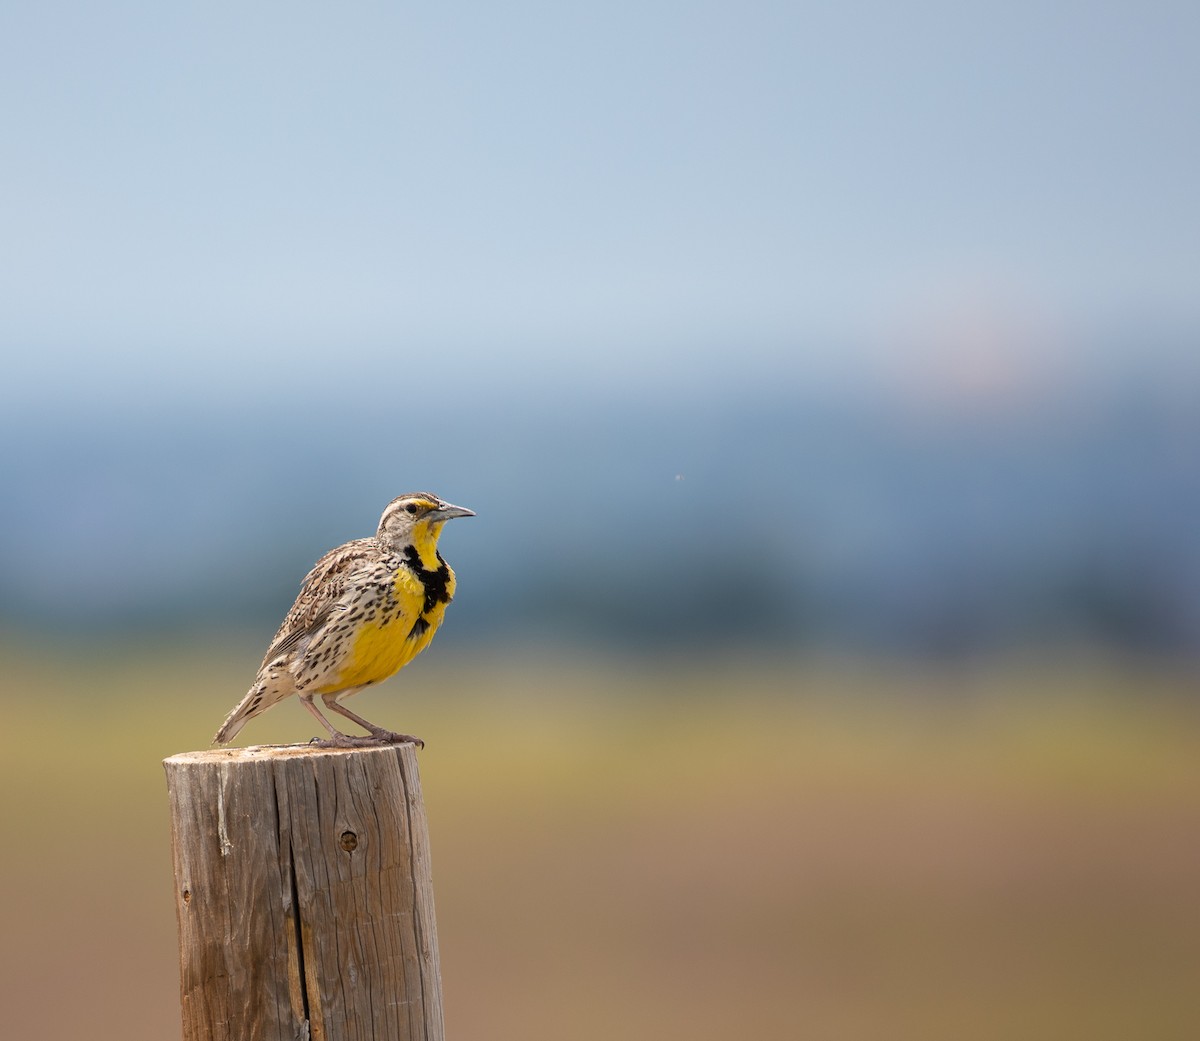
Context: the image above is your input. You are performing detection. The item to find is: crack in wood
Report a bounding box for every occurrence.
[287,846,311,1032]
[274,770,312,1038]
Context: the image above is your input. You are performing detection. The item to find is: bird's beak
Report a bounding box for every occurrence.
[431,501,476,521]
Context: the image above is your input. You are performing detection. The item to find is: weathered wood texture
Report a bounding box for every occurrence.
[164,744,444,1041]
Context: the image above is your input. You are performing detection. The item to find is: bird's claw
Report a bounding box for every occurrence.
[370,729,425,749]
[309,730,424,749]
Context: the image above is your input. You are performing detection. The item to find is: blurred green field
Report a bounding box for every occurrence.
[1,642,1198,1040]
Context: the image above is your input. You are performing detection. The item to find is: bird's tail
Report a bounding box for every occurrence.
[213,681,269,745]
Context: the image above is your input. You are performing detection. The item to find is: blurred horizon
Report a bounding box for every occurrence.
[4,326,1197,664]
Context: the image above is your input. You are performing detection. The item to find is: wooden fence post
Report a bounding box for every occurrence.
[163,744,444,1041]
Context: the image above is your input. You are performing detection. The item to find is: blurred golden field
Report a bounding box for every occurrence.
[1,642,1198,1040]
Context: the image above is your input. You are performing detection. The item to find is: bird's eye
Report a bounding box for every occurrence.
[404,502,420,515]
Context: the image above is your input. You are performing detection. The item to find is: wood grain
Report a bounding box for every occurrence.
[164,744,444,1041]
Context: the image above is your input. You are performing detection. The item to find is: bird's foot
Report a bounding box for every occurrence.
[369,728,425,749]
[310,729,424,749]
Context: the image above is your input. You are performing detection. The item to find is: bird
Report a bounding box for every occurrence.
[214,492,474,747]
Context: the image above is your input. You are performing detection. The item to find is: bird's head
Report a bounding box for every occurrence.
[377,492,475,551]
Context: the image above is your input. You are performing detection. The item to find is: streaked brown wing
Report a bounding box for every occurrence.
[259,538,378,666]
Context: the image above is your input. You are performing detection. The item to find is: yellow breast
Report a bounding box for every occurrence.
[319,561,455,693]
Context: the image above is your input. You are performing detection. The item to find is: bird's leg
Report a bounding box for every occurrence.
[297,693,366,747]
[321,693,425,748]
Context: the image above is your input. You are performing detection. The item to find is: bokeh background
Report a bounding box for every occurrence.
[2,3,1198,1038]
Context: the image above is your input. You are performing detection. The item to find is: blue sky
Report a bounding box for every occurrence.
[2,1,1197,408]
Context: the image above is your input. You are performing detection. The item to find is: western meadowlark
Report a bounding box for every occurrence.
[214,492,474,747]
